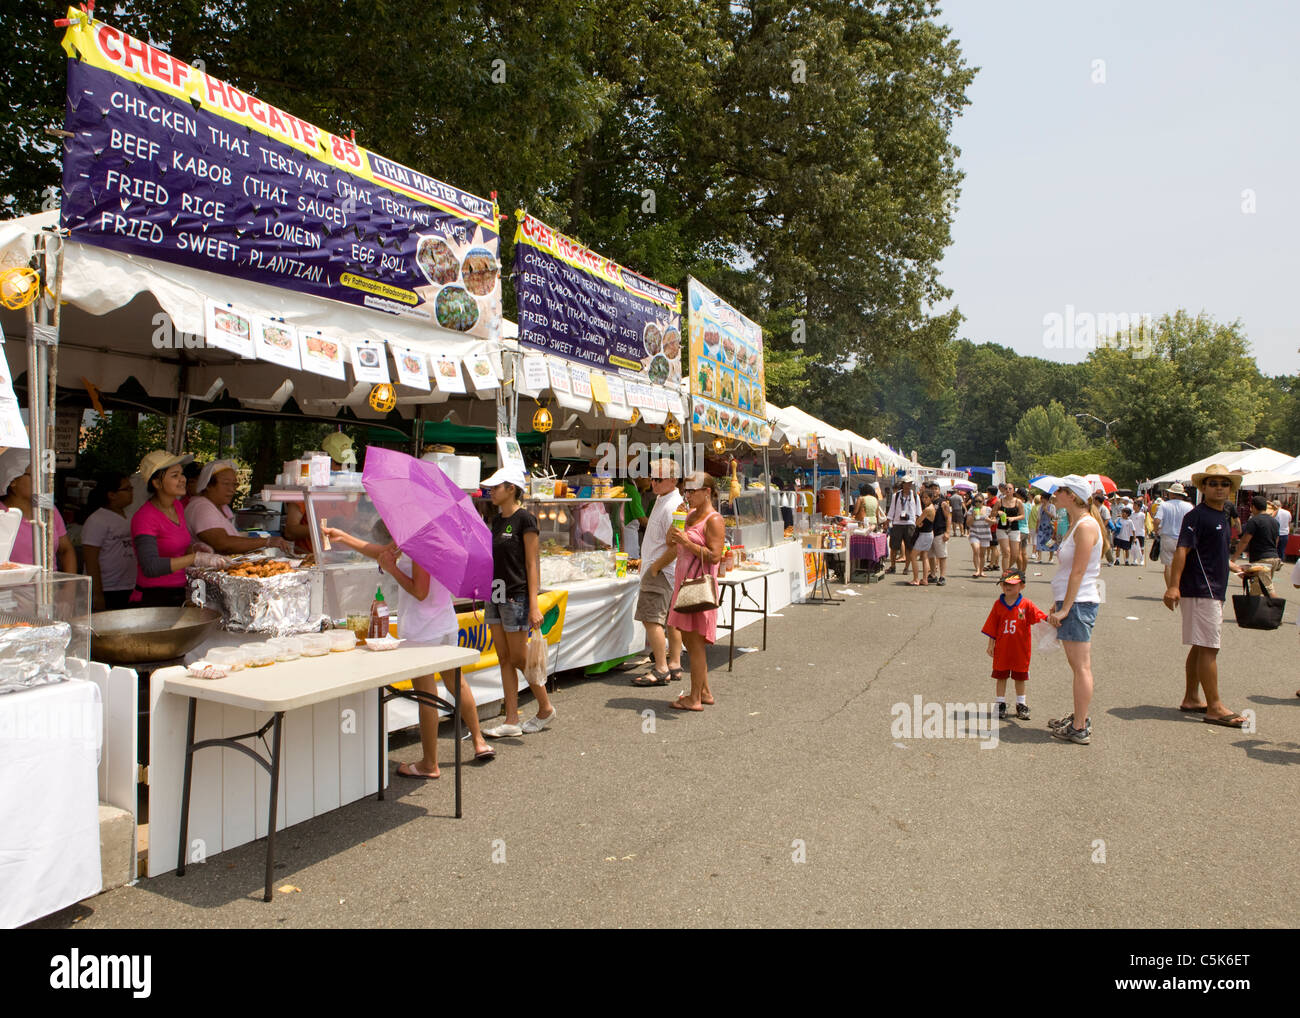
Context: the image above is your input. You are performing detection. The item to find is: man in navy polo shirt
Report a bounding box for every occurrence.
[1163,464,1246,728]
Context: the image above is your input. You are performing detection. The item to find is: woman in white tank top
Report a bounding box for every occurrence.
[1046,477,1103,744]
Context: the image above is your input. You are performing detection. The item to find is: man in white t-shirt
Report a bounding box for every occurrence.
[632,459,684,685]
[885,477,921,573]
[1156,482,1194,587]
[1273,501,1292,559]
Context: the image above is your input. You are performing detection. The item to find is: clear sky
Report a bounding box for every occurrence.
[935,0,1300,377]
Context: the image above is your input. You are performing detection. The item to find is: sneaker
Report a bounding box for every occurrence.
[1047,712,1074,730]
[1016,703,1031,721]
[936,576,946,586]
[1051,720,1091,744]
[520,709,556,734]
[483,722,523,738]
[996,702,1008,720]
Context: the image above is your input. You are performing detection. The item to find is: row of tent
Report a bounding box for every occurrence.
[0,210,916,474]
[1145,447,1300,491]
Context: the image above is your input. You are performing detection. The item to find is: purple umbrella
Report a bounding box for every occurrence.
[362,446,493,600]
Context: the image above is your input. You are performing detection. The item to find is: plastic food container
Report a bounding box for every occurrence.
[301,633,332,657]
[363,636,404,652]
[267,637,302,661]
[243,642,277,667]
[328,629,356,653]
[207,646,250,671]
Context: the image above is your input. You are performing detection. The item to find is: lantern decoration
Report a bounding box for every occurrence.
[781,440,794,455]
[629,409,640,425]
[368,383,396,413]
[664,419,681,441]
[0,267,41,310]
[711,436,726,454]
[532,404,553,433]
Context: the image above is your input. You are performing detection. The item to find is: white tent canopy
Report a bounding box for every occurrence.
[1,211,501,420]
[1146,447,1294,486]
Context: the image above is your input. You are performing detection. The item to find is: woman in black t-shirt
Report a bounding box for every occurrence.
[480,470,557,740]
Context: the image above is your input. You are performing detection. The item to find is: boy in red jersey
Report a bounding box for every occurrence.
[982,568,1048,721]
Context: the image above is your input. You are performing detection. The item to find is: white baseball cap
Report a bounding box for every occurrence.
[481,467,528,490]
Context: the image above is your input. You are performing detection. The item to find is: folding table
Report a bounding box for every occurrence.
[160,644,480,901]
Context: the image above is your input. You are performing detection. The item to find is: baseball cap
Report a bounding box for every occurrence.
[1054,474,1093,504]
[481,467,528,490]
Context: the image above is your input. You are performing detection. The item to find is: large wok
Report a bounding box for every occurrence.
[90,605,222,664]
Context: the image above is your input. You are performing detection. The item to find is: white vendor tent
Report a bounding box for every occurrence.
[0,210,503,426]
[1146,447,1294,486]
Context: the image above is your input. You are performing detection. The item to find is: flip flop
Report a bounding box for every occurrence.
[397,762,440,779]
[473,747,497,762]
[1179,705,1208,713]
[669,697,703,712]
[700,695,715,706]
[1203,713,1247,728]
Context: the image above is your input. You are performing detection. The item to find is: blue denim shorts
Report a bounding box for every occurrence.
[1054,600,1098,643]
[485,593,528,632]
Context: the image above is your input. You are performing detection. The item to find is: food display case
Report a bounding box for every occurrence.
[721,486,780,551]
[257,485,400,621]
[523,496,632,586]
[0,572,91,688]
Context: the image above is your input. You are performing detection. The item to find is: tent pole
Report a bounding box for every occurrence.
[26,231,64,574]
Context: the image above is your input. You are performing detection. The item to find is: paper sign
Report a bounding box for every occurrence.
[651,387,669,412]
[604,374,627,407]
[569,364,592,400]
[393,347,430,390]
[299,329,346,380]
[350,338,390,384]
[252,317,301,370]
[497,435,527,475]
[203,300,255,358]
[520,355,550,396]
[466,353,499,391]
[548,359,572,394]
[589,371,611,404]
[432,356,466,393]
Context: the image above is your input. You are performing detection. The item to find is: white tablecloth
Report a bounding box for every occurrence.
[0,679,102,927]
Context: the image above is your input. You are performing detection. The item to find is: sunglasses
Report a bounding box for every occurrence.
[1203,479,1233,488]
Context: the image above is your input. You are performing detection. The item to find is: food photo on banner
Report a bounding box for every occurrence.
[57,11,502,341]
[686,277,767,444]
[512,210,681,386]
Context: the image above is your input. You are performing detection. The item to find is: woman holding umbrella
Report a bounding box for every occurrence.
[324,521,496,772]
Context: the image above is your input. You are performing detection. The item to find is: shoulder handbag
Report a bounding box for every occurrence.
[671,518,721,614]
[1231,573,1286,631]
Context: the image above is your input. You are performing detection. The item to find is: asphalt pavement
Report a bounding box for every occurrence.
[31,554,1300,928]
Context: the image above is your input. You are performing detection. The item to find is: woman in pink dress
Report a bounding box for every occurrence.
[665,472,726,711]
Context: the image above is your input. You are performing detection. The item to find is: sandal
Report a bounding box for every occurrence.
[632,667,672,687]
[1203,713,1247,728]
[397,761,440,779]
[669,667,684,682]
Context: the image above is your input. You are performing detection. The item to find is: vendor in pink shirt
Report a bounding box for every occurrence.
[0,448,77,572]
[185,459,292,556]
[130,451,227,607]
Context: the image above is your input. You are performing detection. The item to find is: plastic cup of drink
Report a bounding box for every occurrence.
[614,552,628,578]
